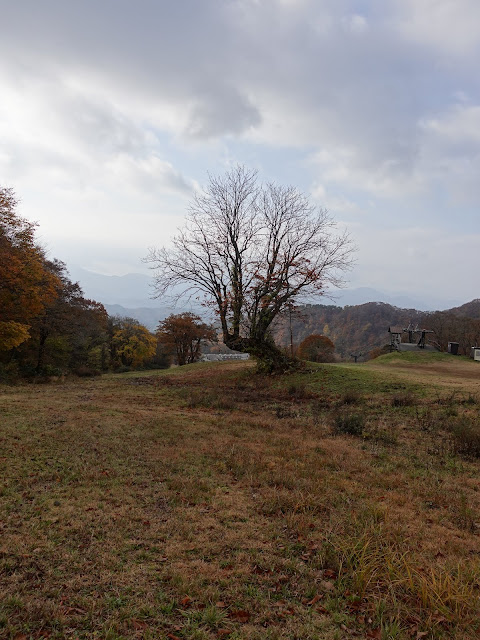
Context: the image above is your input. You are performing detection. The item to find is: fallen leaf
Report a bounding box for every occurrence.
[216,601,227,608]
[228,609,250,623]
[217,630,231,638]
[306,594,322,605]
[132,619,147,630]
[347,598,363,612]
[180,596,192,607]
[62,606,87,615]
[416,633,429,639]
[319,580,335,592]
[323,568,337,579]
[366,629,381,639]
[167,634,181,640]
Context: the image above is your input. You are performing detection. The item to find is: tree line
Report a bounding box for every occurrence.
[0,187,218,381]
[273,300,480,360]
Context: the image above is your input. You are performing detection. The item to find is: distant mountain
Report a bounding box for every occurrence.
[449,299,480,318]
[68,266,462,313]
[103,304,172,331]
[66,267,476,351]
[68,266,155,307]
[333,287,461,311]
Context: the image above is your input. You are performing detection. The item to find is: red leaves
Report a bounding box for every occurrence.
[61,605,86,616]
[323,568,337,579]
[228,609,251,623]
[180,595,192,607]
[132,619,147,631]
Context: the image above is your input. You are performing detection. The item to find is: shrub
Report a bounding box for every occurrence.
[287,382,313,400]
[298,334,335,363]
[415,407,441,432]
[114,365,132,373]
[184,389,233,411]
[332,411,365,436]
[391,391,415,407]
[74,366,102,377]
[339,390,362,405]
[0,361,20,384]
[449,416,480,458]
[463,393,478,406]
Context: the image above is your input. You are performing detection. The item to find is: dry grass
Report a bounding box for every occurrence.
[1,358,480,639]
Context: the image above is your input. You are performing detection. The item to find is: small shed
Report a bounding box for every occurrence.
[388,326,404,351]
[448,342,459,355]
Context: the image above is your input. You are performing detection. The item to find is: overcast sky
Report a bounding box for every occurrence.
[1,0,479,305]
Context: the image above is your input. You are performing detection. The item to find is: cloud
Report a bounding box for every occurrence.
[0,0,479,300]
[352,225,480,303]
[185,84,261,139]
[395,0,480,57]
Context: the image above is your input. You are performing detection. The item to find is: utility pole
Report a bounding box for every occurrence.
[289,303,294,357]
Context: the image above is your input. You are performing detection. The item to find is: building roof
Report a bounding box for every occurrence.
[388,326,404,334]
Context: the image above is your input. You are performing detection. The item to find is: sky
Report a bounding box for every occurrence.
[1,0,479,306]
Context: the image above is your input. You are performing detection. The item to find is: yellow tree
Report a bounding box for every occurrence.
[110,317,156,368]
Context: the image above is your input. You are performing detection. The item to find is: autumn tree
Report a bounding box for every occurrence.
[298,334,335,362]
[109,317,156,369]
[146,166,354,372]
[157,312,216,365]
[0,188,59,352]
[23,259,108,373]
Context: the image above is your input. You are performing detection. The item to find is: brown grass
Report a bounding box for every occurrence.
[1,360,480,639]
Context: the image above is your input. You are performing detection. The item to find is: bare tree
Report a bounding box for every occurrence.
[146,166,355,371]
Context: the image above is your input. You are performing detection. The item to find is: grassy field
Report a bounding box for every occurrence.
[1,352,480,639]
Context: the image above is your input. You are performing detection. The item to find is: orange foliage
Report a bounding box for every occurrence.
[0,187,60,350]
[298,334,335,362]
[157,313,216,365]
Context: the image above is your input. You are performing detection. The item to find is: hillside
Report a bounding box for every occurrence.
[2,358,480,638]
[273,298,480,360]
[449,298,480,318]
[273,301,427,358]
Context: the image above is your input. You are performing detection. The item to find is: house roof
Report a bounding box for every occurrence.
[388,326,404,334]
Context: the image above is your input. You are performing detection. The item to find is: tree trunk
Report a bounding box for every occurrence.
[224,332,298,374]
